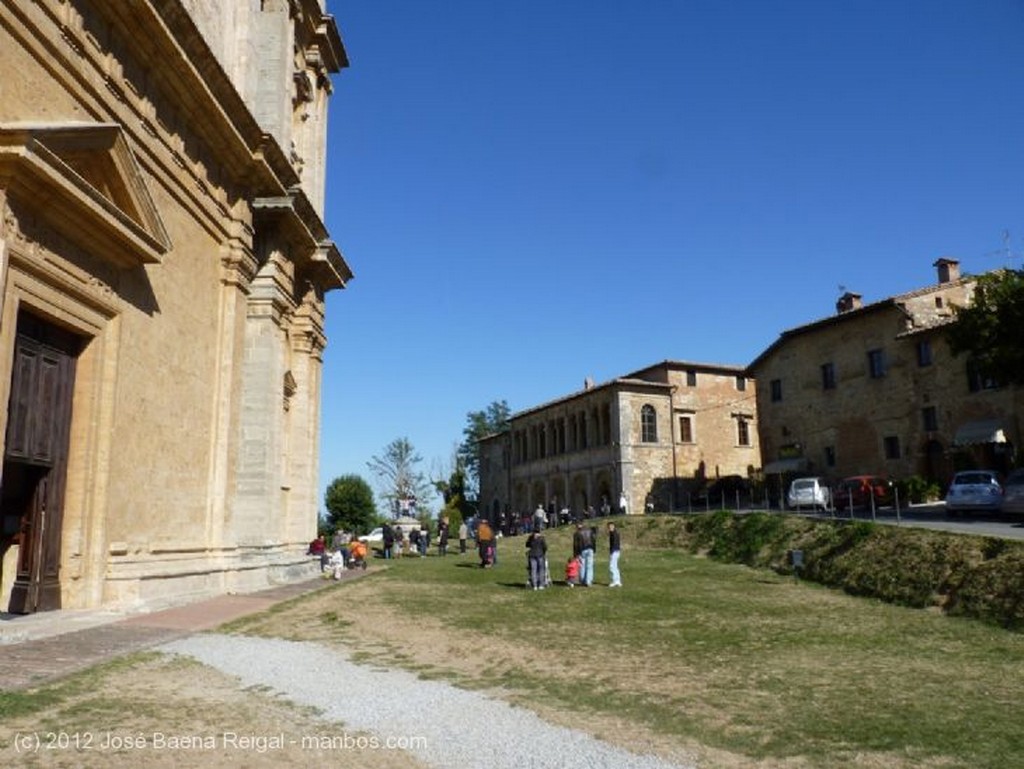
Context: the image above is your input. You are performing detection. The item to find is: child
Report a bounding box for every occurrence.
[565,556,581,587]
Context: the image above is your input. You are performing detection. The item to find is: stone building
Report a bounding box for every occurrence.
[478,361,759,519]
[0,0,350,613]
[748,259,1020,486]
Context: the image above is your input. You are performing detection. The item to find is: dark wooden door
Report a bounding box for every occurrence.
[3,313,79,613]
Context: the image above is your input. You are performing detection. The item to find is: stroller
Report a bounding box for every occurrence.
[526,556,551,589]
[348,540,368,570]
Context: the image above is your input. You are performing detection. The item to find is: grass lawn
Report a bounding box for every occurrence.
[226,516,1024,768]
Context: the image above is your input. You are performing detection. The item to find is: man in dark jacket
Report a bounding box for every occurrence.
[573,523,595,586]
[607,521,622,587]
[526,530,548,590]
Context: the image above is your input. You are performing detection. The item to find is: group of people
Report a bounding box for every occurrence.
[307,531,368,579]
[524,520,622,590]
[380,517,468,559]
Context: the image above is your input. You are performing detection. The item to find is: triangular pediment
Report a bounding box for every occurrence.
[0,123,171,265]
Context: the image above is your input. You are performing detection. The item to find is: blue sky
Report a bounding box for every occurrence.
[318,0,1024,511]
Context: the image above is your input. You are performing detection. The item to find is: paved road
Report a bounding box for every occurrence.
[682,502,1024,540]
[816,502,1024,540]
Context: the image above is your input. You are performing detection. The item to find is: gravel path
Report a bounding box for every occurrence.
[160,634,695,769]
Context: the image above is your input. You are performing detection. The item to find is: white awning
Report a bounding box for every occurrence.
[763,457,808,474]
[953,419,1008,446]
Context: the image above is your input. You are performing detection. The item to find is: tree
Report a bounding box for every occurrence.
[323,474,376,535]
[432,451,474,530]
[458,400,511,498]
[946,268,1024,386]
[367,437,433,518]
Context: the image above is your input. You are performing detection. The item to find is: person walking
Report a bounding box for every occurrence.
[607,521,622,587]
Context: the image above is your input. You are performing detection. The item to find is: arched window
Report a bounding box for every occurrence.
[641,404,658,443]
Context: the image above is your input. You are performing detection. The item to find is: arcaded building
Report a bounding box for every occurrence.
[478,361,760,518]
[0,1,350,612]
[749,259,1021,485]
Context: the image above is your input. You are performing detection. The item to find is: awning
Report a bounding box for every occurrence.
[953,419,1008,446]
[763,457,808,474]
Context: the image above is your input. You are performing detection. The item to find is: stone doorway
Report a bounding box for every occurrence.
[0,312,80,614]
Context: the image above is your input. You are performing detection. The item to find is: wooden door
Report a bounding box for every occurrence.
[3,313,79,613]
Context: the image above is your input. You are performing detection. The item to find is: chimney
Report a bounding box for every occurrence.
[934,257,960,285]
[836,291,863,314]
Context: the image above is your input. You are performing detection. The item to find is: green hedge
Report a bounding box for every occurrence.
[625,513,1024,630]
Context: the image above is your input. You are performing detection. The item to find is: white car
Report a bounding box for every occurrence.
[946,470,1002,515]
[358,527,384,545]
[786,477,831,510]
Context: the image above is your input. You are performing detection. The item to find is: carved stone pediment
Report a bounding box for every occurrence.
[0,123,172,267]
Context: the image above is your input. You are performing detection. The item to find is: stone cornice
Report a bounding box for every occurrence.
[0,123,170,268]
[253,188,352,292]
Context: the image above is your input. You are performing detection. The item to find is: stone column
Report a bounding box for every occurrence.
[233,238,295,548]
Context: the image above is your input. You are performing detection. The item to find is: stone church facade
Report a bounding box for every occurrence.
[0,0,350,612]
[478,361,760,519]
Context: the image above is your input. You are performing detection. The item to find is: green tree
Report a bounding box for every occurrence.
[367,437,433,518]
[433,456,473,529]
[323,474,376,535]
[458,400,511,497]
[947,268,1024,386]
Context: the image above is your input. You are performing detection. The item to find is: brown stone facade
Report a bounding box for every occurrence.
[478,361,759,518]
[749,260,1021,487]
[0,1,351,612]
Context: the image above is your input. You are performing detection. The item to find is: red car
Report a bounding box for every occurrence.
[835,476,892,510]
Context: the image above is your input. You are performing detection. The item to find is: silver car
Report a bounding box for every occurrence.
[786,477,831,510]
[999,469,1024,516]
[945,470,1002,514]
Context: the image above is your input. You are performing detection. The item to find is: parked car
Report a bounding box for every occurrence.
[999,469,1024,516]
[945,470,1003,515]
[786,477,831,510]
[835,475,892,510]
[358,527,384,545]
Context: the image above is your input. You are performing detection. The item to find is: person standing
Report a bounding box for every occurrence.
[438,516,450,556]
[607,521,622,587]
[382,523,394,560]
[526,529,547,590]
[477,517,494,567]
[573,523,595,586]
[533,504,546,532]
[458,520,468,554]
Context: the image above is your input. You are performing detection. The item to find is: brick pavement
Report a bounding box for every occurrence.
[0,571,364,691]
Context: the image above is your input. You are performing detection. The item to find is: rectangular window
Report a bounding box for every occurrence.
[736,418,750,447]
[917,340,933,367]
[884,435,901,459]
[967,359,999,392]
[735,376,746,391]
[686,370,697,387]
[678,415,693,443]
[821,362,836,390]
[868,348,887,379]
[770,379,783,402]
[922,406,938,432]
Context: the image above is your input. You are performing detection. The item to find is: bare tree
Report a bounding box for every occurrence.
[367,437,432,518]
